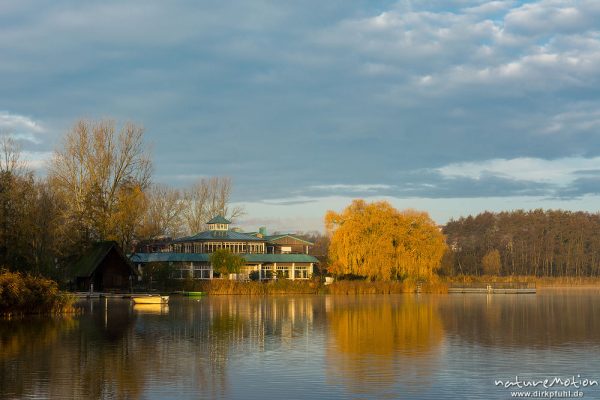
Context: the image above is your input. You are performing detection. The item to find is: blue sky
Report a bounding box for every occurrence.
[2,0,600,232]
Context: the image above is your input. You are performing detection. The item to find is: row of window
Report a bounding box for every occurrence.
[170,242,266,254]
[169,263,311,280]
[208,223,228,230]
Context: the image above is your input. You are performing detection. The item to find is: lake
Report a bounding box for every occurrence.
[2,290,600,399]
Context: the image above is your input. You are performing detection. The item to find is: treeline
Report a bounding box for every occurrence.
[0,119,242,282]
[443,210,600,277]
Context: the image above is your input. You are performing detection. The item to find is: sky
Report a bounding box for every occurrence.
[2,0,600,232]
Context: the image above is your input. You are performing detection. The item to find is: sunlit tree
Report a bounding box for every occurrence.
[49,119,152,251]
[482,249,501,275]
[139,183,185,239]
[183,177,244,234]
[325,200,446,281]
[209,249,245,276]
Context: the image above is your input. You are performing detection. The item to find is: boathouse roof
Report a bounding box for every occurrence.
[72,241,138,278]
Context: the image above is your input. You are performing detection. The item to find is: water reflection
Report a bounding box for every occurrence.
[0,297,319,399]
[0,316,77,398]
[440,289,600,348]
[325,295,444,397]
[2,292,600,399]
[133,303,170,315]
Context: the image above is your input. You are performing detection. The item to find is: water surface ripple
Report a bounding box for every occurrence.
[2,290,600,399]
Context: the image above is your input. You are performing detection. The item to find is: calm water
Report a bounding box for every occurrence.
[2,290,600,399]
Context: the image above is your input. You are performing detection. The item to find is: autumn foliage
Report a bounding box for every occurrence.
[325,200,446,281]
[0,270,75,315]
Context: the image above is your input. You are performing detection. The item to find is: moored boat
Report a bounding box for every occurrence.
[132,295,169,304]
[184,291,205,297]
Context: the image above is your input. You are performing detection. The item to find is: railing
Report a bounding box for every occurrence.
[448,282,536,289]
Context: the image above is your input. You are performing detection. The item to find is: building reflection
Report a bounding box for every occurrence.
[325,295,444,397]
[0,296,319,399]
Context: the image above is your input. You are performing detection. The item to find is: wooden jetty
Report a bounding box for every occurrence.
[74,292,158,299]
[448,282,536,294]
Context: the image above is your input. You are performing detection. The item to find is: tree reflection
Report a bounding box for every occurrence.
[440,290,600,348]
[326,295,444,396]
[0,316,77,397]
[0,299,146,399]
[1,296,322,399]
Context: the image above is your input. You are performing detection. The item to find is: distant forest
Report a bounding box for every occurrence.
[442,210,600,277]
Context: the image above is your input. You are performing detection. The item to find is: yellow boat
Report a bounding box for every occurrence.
[133,304,169,314]
[132,295,169,304]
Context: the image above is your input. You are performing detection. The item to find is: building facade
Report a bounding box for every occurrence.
[131,216,318,281]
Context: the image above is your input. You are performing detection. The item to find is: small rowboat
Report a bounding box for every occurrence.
[132,295,169,304]
[184,291,205,297]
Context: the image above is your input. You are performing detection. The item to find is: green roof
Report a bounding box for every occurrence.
[207,215,231,224]
[265,234,314,245]
[131,252,318,264]
[72,241,137,278]
[174,230,265,242]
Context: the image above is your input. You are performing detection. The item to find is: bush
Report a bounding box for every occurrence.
[0,270,75,316]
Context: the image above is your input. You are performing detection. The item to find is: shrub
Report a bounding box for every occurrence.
[0,270,75,316]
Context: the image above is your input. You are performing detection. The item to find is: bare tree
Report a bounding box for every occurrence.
[183,177,244,234]
[0,135,25,175]
[49,119,152,250]
[0,134,60,274]
[140,183,185,239]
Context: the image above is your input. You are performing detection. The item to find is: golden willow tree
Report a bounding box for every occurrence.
[325,200,446,281]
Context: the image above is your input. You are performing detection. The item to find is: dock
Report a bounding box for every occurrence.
[73,292,157,299]
[448,282,536,294]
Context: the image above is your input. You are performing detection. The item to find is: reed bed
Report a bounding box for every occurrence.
[0,271,75,316]
[327,279,448,294]
[188,278,448,295]
[448,275,600,287]
[190,279,321,295]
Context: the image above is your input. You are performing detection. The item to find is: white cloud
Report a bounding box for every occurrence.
[0,111,46,145]
[308,184,393,192]
[0,111,44,131]
[437,156,600,185]
[20,151,52,171]
[504,0,600,36]
[541,107,600,135]
[313,0,600,99]
[463,1,516,15]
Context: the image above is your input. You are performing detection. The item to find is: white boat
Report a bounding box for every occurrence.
[132,295,169,304]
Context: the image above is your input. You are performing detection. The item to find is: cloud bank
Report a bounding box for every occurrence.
[2,1,600,228]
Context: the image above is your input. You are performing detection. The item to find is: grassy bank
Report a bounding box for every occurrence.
[327,279,448,294]
[447,275,600,288]
[182,278,448,295]
[181,275,600,295]
[187,279,321,295]
[0,271,75,316]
